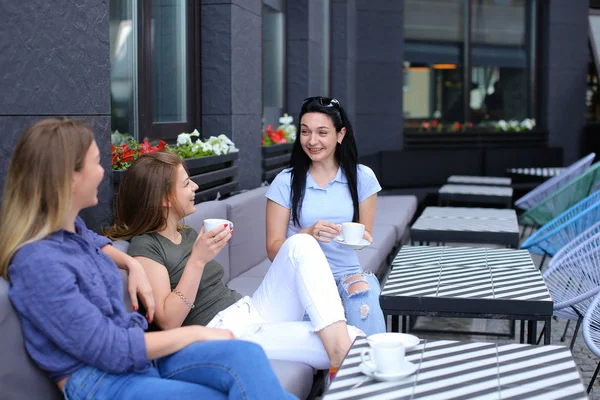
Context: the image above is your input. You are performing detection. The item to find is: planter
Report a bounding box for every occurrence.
[261,143,294,183]
[403,129,548,150]
[112,152,239,203]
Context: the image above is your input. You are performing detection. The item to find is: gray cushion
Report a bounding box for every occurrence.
[223,187,269,280]
[357,247,386,274]
[226,258,271,295]
[269,359,314,400]
[0,279,62,400]
[375,195,418,242]
[370,224,396,253]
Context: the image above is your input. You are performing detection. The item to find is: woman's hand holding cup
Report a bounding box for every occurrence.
[308,220,341,243]
[191,219,233,265]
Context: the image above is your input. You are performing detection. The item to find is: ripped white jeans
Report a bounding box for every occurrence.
[206,234,360,369]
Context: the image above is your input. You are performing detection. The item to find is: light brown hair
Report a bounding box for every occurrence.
[106,151,184,241]
[0,118,94,278]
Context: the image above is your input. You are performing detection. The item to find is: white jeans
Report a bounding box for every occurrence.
[206,234,358,369]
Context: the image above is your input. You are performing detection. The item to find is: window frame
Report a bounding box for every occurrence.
[137,0,201,141]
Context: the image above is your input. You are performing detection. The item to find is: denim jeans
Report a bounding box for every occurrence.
[336,272,386,336]
[62,340,297,400]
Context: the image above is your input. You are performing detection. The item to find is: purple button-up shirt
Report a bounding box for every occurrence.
[8,217,150,382]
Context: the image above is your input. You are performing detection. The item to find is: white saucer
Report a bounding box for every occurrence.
[359,361,418,381]
[366,333,421,351]
[333,236,371,250]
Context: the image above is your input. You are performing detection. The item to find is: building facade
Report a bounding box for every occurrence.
[0,0,589,230]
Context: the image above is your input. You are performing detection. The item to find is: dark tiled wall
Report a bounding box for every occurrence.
[0,0,112,231]
[540,1,588,164]
[201,0,263,190]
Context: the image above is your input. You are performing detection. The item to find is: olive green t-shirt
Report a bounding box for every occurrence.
[127,227,242,326]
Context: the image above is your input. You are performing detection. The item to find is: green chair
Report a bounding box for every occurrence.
[519,161,600,227]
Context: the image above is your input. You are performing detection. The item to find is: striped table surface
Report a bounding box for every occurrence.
[506,167,564,177]
[381,246,552,310]
[412,208,519,235]
[419,207,516,220]
[323,338,587,400]
[448,175,512,186]
[439,185,513,197]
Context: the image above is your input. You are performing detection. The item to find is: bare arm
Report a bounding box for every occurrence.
[266,199,291,261]
[359,193,377,243]
[144,325,234,360]
[135,225,232,330]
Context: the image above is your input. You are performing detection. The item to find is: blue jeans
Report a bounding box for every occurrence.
[63,340,297,400]
[336,272,386,336]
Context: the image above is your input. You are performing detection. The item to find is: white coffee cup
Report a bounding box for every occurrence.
[341,222,365,245]
[203,218,234,232]
[360,333,406,375]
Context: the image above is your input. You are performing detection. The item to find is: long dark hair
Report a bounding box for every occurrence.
[289,97,359,227]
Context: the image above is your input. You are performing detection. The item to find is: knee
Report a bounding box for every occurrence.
[286,233,320,251]
[227,340,268,364]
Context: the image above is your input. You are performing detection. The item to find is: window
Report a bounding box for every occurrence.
[109,0,200,141]
[263,1,286,127]
[403,0,535,127]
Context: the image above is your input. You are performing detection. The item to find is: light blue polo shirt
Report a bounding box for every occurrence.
[266,165,381,278]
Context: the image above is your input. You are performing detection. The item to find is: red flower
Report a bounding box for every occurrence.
[422,122,430,130]
[269,129,287,144]
[432,120,439,128]
[139,139,167,155]
[454,122,461,131]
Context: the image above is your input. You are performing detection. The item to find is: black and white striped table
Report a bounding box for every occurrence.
[448,175,512,186]
[380,246,553,344]
[323,338,587,400]
[438,184,514,208]
[411,207,520,248]
[506,167,564,184]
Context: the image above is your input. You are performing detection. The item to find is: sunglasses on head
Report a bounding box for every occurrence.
[303,96,340,108]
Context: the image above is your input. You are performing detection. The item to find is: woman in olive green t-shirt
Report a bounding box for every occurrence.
[107,152,361,372]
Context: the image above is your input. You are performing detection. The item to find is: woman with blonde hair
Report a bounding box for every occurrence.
[107,151,361,378]
[0,118,294,400]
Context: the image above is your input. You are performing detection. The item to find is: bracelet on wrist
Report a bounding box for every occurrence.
[173,289,195,309]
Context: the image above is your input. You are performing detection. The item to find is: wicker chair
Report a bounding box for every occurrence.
[582,292,600,392]
[520,191,600,268]
[541,231,600,351]
[519,161,600,228]
[515,153,595,210]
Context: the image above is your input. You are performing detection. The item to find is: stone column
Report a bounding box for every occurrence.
[286,0,328,120]
[201,0,263,190]
[331,0,357,122]
[0,0,111,231]
[539,0,588,164]
[354,0,404,155]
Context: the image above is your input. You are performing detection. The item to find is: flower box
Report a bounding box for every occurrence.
[112,152,239,203]
[403,129,548,150]
[261,143,294,183]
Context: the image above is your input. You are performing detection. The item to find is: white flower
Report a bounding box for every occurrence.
[217,134,234,146]
[228,145,239,153]
[177,133,192,146]
[200,141,213,153]
[191,145,199,154]
[520,118,535,130]
[497,120,508,131]
[190,129,200,137]
[279,113,293,126]
[213,145,222,156]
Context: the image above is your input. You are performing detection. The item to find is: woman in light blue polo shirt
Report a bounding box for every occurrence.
[266,96,386,336]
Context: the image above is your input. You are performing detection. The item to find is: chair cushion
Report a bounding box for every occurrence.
[370,224,397,253]
[223,187,269,281]
[269,359,314,400]
[357,248,386,274]
[227,258,271,296]
[0,279,62,400]
[375,195,418,242]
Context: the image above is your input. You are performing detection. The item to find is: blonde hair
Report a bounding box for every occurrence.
[105,151,184,241]
[0,118,94,279]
